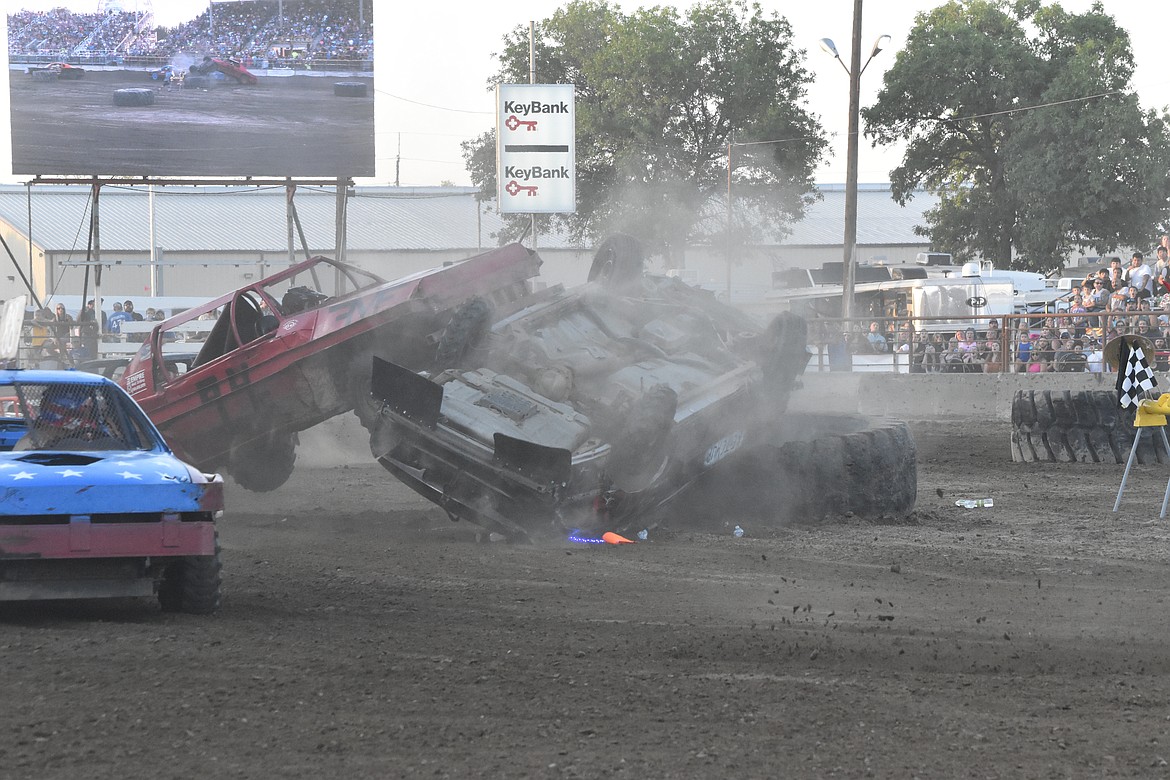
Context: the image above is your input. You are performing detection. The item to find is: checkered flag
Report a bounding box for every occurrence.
[1118,340,1158,408]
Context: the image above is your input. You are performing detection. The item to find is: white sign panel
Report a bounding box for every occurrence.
[496,84,576,214]
[0,295,25,361]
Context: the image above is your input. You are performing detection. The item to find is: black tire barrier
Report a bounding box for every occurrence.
[334,81,368,97]
[683,415,918,526]
[1011,389,1161,463]
[112,88,155,107]
[183,75,209,89]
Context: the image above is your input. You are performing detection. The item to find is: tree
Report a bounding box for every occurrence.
[462,0,827,263]
[863,0,1170,273]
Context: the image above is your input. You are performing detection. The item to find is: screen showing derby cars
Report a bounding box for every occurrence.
[6,2,374,176]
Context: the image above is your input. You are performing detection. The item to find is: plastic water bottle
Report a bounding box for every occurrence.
[954,498,994,509]
[733,525,745,538]
[636,529,648,541]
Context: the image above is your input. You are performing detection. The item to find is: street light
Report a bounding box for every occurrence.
[821,0,890,333]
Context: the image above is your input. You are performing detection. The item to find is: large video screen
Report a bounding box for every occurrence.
[6,0,374,177]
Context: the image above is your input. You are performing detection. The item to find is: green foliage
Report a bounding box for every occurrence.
[461,0,826,260]
[863,0,1170,273]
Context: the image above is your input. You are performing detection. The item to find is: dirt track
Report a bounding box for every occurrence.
[5,418,1170,778]
[9,69,373,176]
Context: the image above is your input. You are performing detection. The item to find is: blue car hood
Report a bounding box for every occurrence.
[0,450,215,516]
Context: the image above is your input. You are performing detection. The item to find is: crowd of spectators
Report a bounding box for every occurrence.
[7,9,118,57]
[826,237,1170,374]
[24,299,170,364]
[8,1,372,64]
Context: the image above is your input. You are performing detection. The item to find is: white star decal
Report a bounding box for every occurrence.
[10,471,34,480]
[57,469,84,478]
[117,471,143,480]
[112,461,136,467]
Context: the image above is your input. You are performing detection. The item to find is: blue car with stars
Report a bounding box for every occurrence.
[0,370,224,612]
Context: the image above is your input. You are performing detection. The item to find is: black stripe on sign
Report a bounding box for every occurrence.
[504,145,570,152]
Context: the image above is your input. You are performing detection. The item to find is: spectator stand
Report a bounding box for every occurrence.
[8,1,373,72]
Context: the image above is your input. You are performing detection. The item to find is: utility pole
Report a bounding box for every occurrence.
[726,139,733,302]
[529,20,537,252]
[820,6,889,363]
[842,0,863,325]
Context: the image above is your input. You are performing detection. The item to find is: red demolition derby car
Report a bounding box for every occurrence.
[119,244,541,491]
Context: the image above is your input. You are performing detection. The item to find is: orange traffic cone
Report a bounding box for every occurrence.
[601,531,634,545]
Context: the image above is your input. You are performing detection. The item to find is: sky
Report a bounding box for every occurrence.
[5,0,1170,186]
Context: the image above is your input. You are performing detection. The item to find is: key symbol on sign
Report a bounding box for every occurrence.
[505,114,538,132]
[506,180,539,197]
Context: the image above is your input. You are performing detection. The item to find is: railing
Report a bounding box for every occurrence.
[17,320,207,368]
[6,53,373,72]
[803,309,1160,374]
[99,321,210,355]
[12,308,1158,376]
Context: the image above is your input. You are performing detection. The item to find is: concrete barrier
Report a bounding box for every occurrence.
[788,371,1117,422]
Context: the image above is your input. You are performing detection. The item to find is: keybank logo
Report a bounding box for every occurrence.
[502,100,571,116]
[504,165,571,180]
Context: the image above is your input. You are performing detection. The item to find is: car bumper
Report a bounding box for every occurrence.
[0,518,217,560]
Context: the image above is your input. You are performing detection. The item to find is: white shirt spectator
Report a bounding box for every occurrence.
[1086,346,1104,373]
[1127,259,1153,297]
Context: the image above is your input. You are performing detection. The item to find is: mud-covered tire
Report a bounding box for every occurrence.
[349,353,382,431]
[760,311,811,412]
[588,234,644,291]
[31,70,56,82]
[334,81,368,97]
[183,75,208,89]
[607,384,677,493]
[228,431,297,492]
[1011,390,1160,464]
[434,297,493,370]
[785,418,916,521]
[158,532,222,614]
[684,415,917,527]
[113,88,155,107]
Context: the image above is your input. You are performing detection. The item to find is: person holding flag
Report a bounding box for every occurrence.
[1116,335,1158,409]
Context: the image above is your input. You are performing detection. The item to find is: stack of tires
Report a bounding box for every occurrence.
[1010,389,1161,463]
[684,415,918,527]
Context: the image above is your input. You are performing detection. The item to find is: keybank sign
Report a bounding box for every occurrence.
[496,84,576,214]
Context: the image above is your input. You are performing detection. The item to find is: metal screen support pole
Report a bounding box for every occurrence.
[1113,428,1144,512]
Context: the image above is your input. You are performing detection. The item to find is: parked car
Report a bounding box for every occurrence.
[0,369,224,612]
[119,245,542,492]
[27,62,85,79]
[366,235,811,540]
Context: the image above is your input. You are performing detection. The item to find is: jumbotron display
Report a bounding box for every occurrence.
[7,1,374,177]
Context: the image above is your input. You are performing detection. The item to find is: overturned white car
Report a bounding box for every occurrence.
[365,235,813,540]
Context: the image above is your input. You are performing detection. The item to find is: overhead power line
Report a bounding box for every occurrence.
[375,88,493,115]
[734,88,1128,149]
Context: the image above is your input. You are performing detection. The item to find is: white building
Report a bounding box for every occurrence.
[0,182,937,308]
